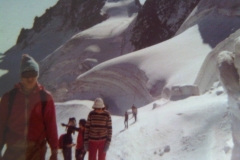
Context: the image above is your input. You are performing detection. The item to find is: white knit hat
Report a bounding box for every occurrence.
[92,98,105,109]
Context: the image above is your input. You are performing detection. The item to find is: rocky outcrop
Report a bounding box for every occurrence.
[38,0,140,101]
[161,85,200,101]
[130,0,200,51]
[17,0,108,47]
[0,0,110,96]
[217,44,240,160]
[194,29,240,94]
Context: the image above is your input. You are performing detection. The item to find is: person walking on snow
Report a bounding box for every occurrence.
[59,127,75,160]
[124,111,128,129]
[84,98,112,160]
[131,105,138,122]
[0,54,58,160]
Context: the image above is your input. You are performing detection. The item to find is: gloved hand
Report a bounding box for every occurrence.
[104,143,110,153]
[84,144,89,151]
[50,149,58,160]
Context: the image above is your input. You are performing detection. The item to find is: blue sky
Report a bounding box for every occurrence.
[0,0,58,53]
[0,0,146,54]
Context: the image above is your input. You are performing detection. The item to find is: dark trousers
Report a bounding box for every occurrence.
[124,120,128,128]
[75,148,86,160]
[63,147,72,160]
[133,114,137,122]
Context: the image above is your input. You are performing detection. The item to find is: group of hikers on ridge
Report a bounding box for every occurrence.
[0,54,114,160]
[0,54,139,160]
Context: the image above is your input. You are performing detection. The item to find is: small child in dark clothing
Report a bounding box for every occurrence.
[60,127,76,160]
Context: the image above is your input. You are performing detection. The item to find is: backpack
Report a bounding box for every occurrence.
[2,88,48,152]
[5,88,48,137]
[58,134,64,149]
[8,88,47,117]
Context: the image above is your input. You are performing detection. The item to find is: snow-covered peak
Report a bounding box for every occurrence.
[40,0,240,115]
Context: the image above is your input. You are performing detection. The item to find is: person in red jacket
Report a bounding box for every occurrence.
[75,119,86,160]
[0,54,58,160]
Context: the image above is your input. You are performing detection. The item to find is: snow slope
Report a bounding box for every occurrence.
[108,87,231,160]
[60,24,211,114]
[46,85,232,160]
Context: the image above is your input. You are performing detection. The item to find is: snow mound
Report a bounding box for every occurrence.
[60,24,211,114]
[45,87,232,160]
[108,88,231,160]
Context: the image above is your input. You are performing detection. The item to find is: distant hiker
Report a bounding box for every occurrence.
[132,105,138,122]
[0,54,58,160]
[62,119,87,160]
[152,103,157,110]
[124,111,129,129]
[84,98,112,160]
[59,127,76,160]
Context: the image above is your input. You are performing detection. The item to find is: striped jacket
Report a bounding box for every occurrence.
[84,110,112,145]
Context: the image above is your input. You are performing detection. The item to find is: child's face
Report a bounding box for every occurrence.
[79,123,84,129]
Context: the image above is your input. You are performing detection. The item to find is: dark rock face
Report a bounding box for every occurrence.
[130,0,200,51]
[16,28,31,45]
[69,0,108,30]
[17,0,108,47]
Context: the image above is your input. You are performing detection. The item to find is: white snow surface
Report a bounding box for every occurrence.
[68,24,211,114]
[45,86,233,160]
[79,24,211,87]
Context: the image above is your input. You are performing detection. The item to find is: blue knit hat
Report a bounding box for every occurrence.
[20,54,39,76]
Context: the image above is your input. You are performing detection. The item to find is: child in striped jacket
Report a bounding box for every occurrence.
[84,98,112,160]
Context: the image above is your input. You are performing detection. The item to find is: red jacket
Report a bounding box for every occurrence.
[76,128,84,149]
[0,83,58,151]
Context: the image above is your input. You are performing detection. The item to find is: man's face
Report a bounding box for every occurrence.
[21,71,38,90]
